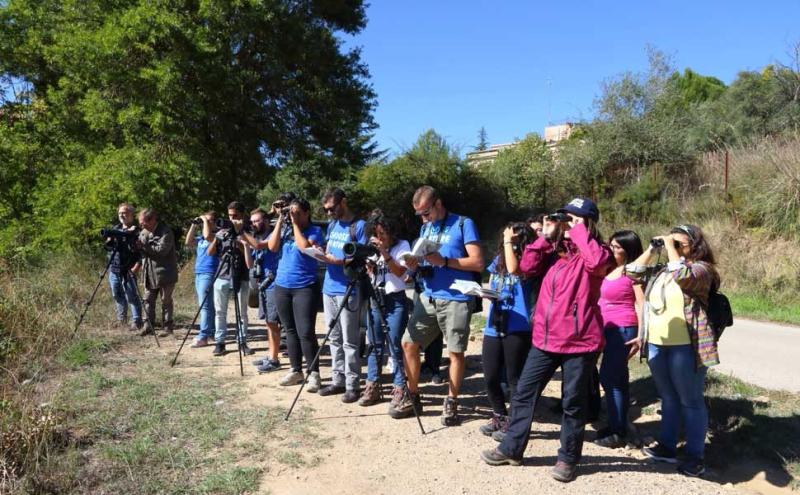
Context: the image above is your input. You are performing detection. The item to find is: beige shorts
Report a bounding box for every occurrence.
[403,293,473,353]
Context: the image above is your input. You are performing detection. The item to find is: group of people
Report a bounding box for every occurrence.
[106,186,722,483]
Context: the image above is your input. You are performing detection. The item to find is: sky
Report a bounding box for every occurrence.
[343,0,800,157]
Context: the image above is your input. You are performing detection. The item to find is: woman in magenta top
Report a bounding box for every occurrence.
[594,230,644,448]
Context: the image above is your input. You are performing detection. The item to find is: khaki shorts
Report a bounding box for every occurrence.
[403,294,473,353]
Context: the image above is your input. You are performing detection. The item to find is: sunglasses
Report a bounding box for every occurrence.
[323,201,341,213]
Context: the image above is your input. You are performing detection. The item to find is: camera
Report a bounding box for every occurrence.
[100,228,138,241]
[416,265,434,279]
[343,242,380,261]
[215,217,253,236]
[258,270,276,291]
[546,212,570,223]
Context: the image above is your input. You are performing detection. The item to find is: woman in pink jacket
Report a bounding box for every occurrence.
[480,197,612,483]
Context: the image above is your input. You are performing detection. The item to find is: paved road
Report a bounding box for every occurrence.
[714,318,800,393]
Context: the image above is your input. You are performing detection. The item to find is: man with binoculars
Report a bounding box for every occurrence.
[402,185,484,426]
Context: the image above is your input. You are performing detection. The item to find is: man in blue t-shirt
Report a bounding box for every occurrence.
[401,186,484,426]
[184,211,219,348]
[317,188,367,403]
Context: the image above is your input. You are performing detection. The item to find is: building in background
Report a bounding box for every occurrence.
[466,123,574,167]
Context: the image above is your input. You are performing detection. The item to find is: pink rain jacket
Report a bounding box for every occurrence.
[519,223,612,354]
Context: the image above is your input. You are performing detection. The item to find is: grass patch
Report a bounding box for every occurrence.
[198,467,263,495]
[58,336,110,369]
[728,292,800,326]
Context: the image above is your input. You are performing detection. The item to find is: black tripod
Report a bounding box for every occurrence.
[171,237,249,376]
[71,241,158,347]
[363,278,425,435]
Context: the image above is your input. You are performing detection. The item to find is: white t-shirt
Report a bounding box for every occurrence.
[371,240,411,294]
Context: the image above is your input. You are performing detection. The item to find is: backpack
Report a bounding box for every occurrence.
[706,283,733,340]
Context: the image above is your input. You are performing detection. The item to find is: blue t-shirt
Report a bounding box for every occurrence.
[254,233,280,290]
[322,219,367,296]
[195,236,219,274]
[484,256,533,337]
[418,213,480,301]
[275,225,325,289]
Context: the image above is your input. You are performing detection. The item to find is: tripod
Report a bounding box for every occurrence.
[171,237,249,376]
[363,278,425,435]
[71,241,158,347]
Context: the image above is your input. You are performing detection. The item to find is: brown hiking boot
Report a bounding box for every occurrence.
[389,386,404,409]
[388,387,422,419]
[479,414,508,436]
[551,460,577,482]
[358,381,381,407]
[441,396,460,426]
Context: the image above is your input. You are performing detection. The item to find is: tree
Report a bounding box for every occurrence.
[476,126,489,151]
[0,0,377,255]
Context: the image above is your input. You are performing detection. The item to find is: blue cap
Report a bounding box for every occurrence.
[557,196,599,222]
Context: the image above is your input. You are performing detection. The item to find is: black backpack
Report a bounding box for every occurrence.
[706,283,733,340]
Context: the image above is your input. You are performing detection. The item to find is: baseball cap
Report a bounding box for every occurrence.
[557,196,599,222]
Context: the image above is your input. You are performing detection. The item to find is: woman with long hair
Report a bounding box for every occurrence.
[479,222,537,437]
[626,224,720,477]
[594,230,644,448]
[269,198,325,392]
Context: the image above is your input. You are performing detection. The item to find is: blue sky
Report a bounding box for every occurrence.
[344,0,800,157]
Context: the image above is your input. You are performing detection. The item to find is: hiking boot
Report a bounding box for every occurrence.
[306,372,321,393]
[388,386,404,410]
[358,381,381,407]
[191,337,209,348]
[642,443,678,464]
[279,370,304,386]
[212,343,226,356]
[479,414,508,436]
[240,344,255,356]
[157,328,174,338]
[551,460,577,482]
[480,448,521,466]
[342,389,360,403]
[129,321,143,332]
[431,372,444,385]
[594,432,626,449]
[441,396,460,426]
[138,325,154,337]
[677,459,706,477]
[388,388,422,419]
[492,429,507,443]
[256,359,281,374]
[318,384,346,397]
[594,426,612,440]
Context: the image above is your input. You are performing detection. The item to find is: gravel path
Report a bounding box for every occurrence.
[164,304,785,495]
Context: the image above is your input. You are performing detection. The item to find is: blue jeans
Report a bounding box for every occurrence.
[599,325,637,436]
[366,292,409,387]
[647,343,708,461]
[194,272,216,339]
[108,271,142,324]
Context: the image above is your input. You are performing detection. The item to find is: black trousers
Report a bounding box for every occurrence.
[498,346,598,464]
[482,333,531,416]
[274,284,319,373]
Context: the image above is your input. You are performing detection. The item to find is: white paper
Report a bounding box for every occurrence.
[300,246,328,262]
[403,237,441,263]
[449,280,500,299]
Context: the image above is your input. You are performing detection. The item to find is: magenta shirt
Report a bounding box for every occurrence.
[598,275,638,328]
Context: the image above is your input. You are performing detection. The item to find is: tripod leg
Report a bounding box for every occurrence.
[171,257,227,366]
[285,279,357,421]
[71,248,117,340]
[232,285,245,377]
[131,273,160,348]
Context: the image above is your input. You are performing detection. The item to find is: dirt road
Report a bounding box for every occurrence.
[163,304,781,495]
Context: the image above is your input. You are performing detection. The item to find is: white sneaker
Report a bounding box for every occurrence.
[279,370,304,386]
[306,371,321,393]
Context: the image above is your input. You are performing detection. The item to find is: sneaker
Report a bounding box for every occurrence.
[318,384,346,397]
[480,448,521,466]
[594,433,626,449]
[212,343,226,356]
[191,337,209,348]
[256,359,281,374]
[551,460,577,482]
[306,372,321,393]
[252,356,270,366]
[279,370,304,386]
[358,381,381,407]
[441,396,460,426]
[431,372,444,385]
[677,459,706,477]
[479,414,508,436]
[388,388,422,419]
[240,344,255,356]
[642,443,678,464]
[342,389,360,404]
[157,328,174,338]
